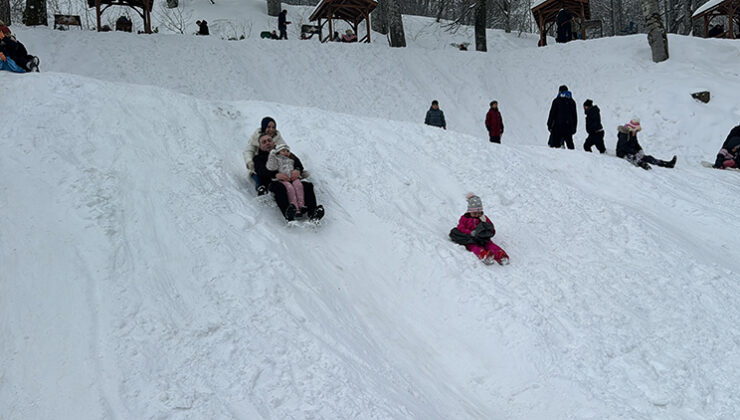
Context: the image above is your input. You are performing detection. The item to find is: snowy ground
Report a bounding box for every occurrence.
[2,1,740,419]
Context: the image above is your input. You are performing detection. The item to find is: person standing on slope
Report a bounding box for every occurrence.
[547,85,577,149]
[583,99,605,153]
[425,100,447,130]
[485,100,504,144]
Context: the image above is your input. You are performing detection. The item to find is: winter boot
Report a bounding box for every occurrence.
[663,155,677,168]
[308,205,325,221]
[285,204,298,221]
[256,185,268,196]
[638,161,652,170]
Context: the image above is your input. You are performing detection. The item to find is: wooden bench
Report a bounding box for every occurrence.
[54,14,82,30]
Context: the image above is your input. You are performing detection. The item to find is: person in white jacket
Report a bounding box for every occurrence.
[243,116,286,194]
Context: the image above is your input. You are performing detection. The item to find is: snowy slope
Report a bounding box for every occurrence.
[2,3,740,419]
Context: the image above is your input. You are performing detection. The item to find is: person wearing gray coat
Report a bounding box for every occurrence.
[425,100,447,129]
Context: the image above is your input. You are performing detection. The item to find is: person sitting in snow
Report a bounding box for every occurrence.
[196,20,209,36]
[0,28,39,73]
[449,193,509,265]
[425,100,446,130]
[252,134,325,221]
[583,99,605,153]
[616,118,677,170]
[712,124,740,169]
[547,85,577,149]
[341,29,357,43]
[244,117,287,195]
[266,143,306,218]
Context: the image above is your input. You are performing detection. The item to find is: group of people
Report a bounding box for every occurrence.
[423,100,503,144]
[547,85,676,170]
[244,117,325,222]
[0,25,40,74]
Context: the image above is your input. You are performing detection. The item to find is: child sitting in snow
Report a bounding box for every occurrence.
[266,142,306,217]
[449,193,509,265]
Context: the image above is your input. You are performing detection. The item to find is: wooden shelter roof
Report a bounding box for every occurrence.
[86,0,153,13]
[531,0,591,23]
[692,0,740,19]
[309,0,378,24]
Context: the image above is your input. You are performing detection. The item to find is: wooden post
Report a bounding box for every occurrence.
[704,15,708,37]
[145,0,152,33]
[95,0,101,31]
[729,5,736,39]
[328,15,333,43]
[580,2,586,39]
[353,21,359,42]
[366,11,371,42]
[539,13,546,46]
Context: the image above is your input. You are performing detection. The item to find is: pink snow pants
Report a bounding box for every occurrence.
[466,241,508,260]
[280,179,305,208]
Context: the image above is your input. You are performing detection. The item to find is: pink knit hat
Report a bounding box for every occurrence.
[625,118,642,132]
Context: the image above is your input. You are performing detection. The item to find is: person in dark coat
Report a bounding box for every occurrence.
[485,100,504,143]
[583,99,605,153]
[0,29,39,72]
[425,100,447,129]
[556,9,573,43]
[616,118,676,170]
[712,124,740,169]
[253,135,324,221]
[196,20,209,35]
[278,10,291,40]
[547,85,577,149]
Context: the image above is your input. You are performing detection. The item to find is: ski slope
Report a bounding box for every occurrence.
[2,2,740,419]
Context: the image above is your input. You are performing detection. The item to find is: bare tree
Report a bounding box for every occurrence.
[682,0,693,34]
[22,0,47,25]
[387,0,406,47]
[474,0,486,50]
[641,0,669,62]
[156,0,192,33]
[1,0,11,25]
[267,0,280,17]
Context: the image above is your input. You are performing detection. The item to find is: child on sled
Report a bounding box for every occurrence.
[449,193,509,265]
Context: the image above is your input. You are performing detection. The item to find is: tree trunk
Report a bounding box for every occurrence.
[372,0,388,34]
[387,0,406,47]
[474,0,486,51]
[681,0,693,35]
[642,0,669,62]
[22,0,47,26]
[0,0,11,26]
[266,0,280,17]
[167,0,178,8]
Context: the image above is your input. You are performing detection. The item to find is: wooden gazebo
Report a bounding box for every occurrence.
[87,0,153,34]
[308,0,378,43]
[531,0,590,46]
[692,0,740,39]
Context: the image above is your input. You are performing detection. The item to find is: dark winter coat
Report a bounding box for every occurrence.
[722,125,740,149]
[278,11,289,30]
[547,92,577,135]
[585,105,603,134]
[198,21,209,35]
[485,109,504,136]
[253,149,304,186]
[616,126,643,158]
[0,36,31,69]
[450,213,496,246]
[425,107,446,128]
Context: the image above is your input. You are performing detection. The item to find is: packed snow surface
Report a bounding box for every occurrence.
[2,1,740,419]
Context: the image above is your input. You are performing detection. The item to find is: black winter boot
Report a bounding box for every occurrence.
[659,155,677,168]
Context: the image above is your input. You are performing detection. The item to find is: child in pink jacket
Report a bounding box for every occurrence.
[450,193,509,265]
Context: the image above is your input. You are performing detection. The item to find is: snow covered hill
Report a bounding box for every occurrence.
[2,2,740,419]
